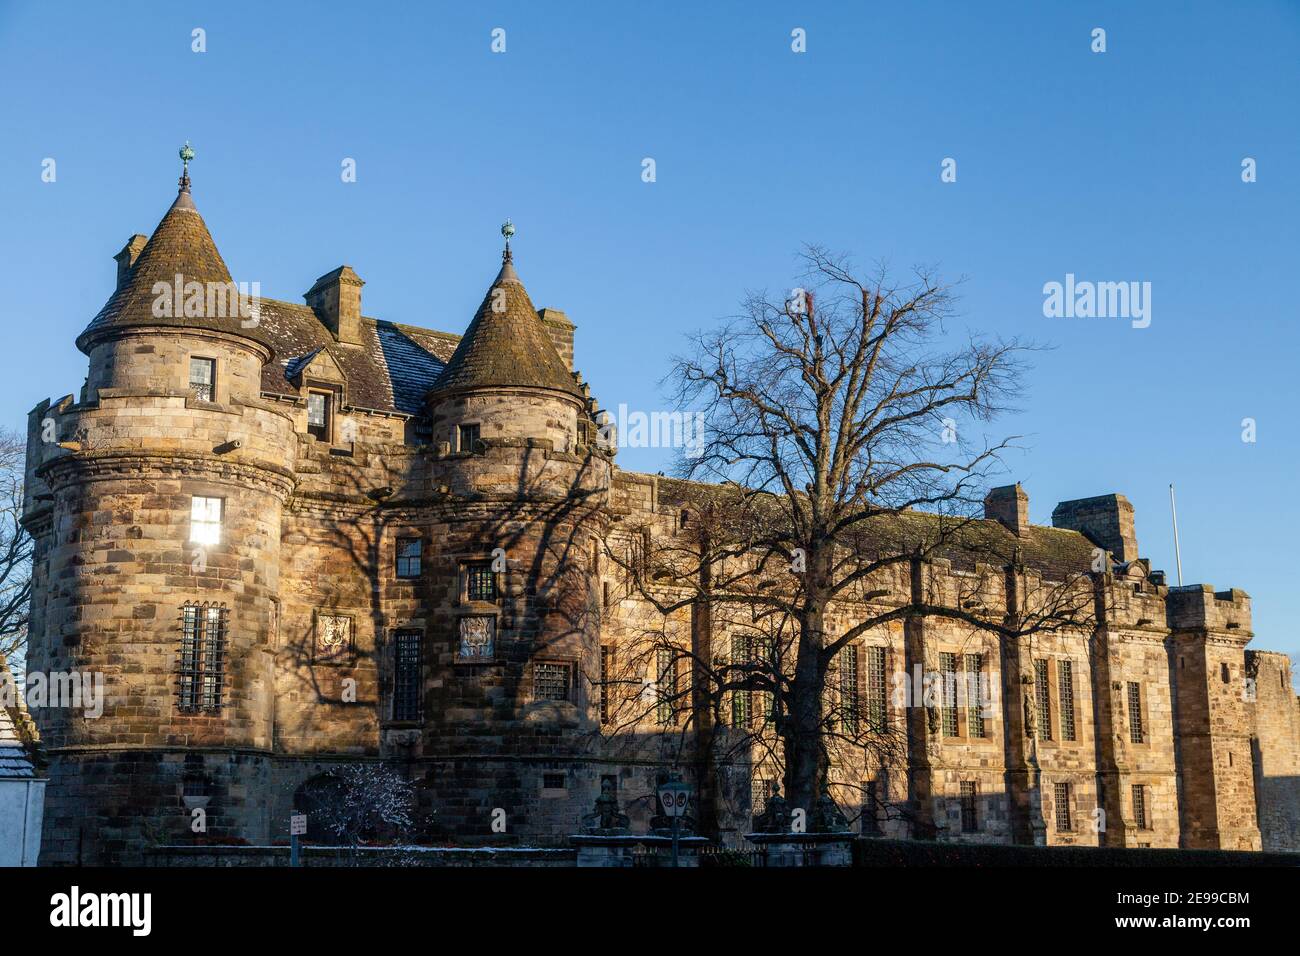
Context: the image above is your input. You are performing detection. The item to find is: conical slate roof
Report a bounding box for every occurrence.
[76,183,272,354]
[430,252,581,399]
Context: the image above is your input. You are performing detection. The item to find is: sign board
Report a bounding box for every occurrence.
[658,781,691,819]
[290,814,307,836]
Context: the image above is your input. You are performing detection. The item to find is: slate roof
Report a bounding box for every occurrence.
[253,298,459,415]
[431,253,582,399]
[0,705,36,779]
[76,181,464,416]
[0,657,38,780]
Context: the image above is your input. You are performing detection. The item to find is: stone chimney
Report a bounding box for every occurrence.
[1052,493,1139,564]
[113,234,148,289]
[305,266,365,345]
[538,308,575,370]
[984,483,1030,537]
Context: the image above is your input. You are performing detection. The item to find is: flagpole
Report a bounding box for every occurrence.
[1169,483,1184,587]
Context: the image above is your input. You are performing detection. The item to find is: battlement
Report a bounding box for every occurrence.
[1167,584,1252,636]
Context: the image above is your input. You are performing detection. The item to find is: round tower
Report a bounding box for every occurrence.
[418,229,612,842]
[26,152,296,863]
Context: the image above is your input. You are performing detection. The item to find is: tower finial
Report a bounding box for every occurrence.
[501,218,515,263]
[178,141,195,192]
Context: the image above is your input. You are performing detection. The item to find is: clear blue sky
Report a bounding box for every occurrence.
[1,1,1296,665]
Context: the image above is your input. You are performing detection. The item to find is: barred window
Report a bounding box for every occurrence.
[1034,659,1053,740]
[392,630,422,722]
[656,647,678,725]
[1054,782,1072,831]
[866,645,887,733]
[1059,659,1077,741]
[840,644,860,734]
[1132,784,1148,829]
[188,357,215,402]
[752,777,777,816]
[964,653,985,738]
[730,635,751,726]
[189,495,223,546]
[395,538,422,578]
[940,652,959,737]
[179,604,226,713]
[599,645,614,723]
[960,781,978,832]
[1127,682,1144,743]
[465,561,497,602]
[534,662,571,702]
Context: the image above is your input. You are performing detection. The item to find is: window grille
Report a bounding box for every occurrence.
[1035,659,1053,740]
[535,662,571,702]
[179,604,226,713]
[940,652,959,737]
[393,630,422,721]
[866,645,887,733]
[1054,782,1072,831]
[960,781,978,832]
[841,644,860,734]
[965,653,985,738]
[1059,659,1076,741]
[1127,682,1144,743]
[1132,784,1148,829]
[465,561,497,602]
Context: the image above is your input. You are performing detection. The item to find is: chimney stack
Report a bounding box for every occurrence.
[305,266,365,345]
[1052,493,1139,565]
[984,483,1030,537]
[538,307,575,370]
[114,234,148,289]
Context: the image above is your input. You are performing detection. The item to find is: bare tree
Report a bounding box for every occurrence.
[0,430,32,677]
[602,248,1098,826]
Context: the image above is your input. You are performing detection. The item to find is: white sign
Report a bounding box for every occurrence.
[658,783,691,819]
[290,814,307,836]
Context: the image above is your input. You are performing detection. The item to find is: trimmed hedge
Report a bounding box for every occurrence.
[853,837,1298,867]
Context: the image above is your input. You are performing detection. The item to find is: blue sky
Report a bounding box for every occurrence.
[1,1,1297,663]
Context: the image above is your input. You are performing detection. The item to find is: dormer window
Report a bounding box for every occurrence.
[307,391,332,442]
[189,357,215,402]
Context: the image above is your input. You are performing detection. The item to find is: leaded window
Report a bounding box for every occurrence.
[465,561,497,602]
[1127,681,1144,743]
[841,644,860,734]
[393,630,422,721]
[1059,659,1077,741]
[189,495,223,546]
[179,604,226,713]
[1035,659,1053,740]
[188,357,215,402]
[940,652,959,737]
[730,634,751,726]
[965,653,985,738]
[307,391,331,442]
[866,645,887,733]
[396,538,422,578]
